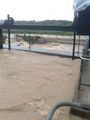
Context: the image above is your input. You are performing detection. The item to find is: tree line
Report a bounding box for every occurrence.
[15,20,72,26]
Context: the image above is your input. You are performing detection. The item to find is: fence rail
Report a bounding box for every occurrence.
[0,25,75,31]
[0,24,77,59]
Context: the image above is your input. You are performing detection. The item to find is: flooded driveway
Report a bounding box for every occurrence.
[0,49,81,120]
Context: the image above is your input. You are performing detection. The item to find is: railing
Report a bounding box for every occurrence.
[0,24,75,31]
[80,54,90,61]
[0,15,85,59]
[0,24,78,59]
[45,102,90,120]
[78,38,90,89]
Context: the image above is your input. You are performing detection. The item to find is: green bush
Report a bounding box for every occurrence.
[21,34,41,44]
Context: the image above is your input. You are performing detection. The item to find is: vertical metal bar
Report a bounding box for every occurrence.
[78,59,83,90]
[89,35,90,48]
[0,29,3,49]
[7,14,11,50]
[72,32,76,59]
[8,28,11,50]
[29,33,31,50]
[77,35,80,53]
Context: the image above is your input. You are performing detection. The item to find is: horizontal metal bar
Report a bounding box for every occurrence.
[80,54,90,61]
[45,102,90,120]
[0,25,76,32]
[81,83,90,87]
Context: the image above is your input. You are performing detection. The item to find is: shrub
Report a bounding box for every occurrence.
[22,34,41,44]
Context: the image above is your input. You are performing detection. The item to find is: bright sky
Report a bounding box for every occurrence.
[0,0,74,21]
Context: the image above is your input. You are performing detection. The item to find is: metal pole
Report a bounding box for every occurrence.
[29,33,31,50]
[72,32,76,59]
[45,102,90,120]
[89,35,90,48]
[0,29,3,49]
[78,35,80,53]
[7,15,11,50]
[8,28,11,50]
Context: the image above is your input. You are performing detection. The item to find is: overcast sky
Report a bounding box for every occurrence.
[0,0,74,21]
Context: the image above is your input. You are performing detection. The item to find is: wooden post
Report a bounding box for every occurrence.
[0,29,3,49]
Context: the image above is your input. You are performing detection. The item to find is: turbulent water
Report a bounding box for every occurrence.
[0,49,82,120]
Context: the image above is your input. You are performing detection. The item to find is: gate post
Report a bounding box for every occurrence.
[0,29,3,49]
[72,32,76,59]
[89,35,90,48]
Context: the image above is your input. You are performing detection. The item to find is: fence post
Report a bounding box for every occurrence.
[0,29,3,49]
[8,28,11,50]
[72,32,76,59]
[7,14,11,50]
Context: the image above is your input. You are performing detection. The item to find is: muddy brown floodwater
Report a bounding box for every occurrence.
[0,49,82,120]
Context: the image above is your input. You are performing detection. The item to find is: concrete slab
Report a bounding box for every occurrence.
[3,44,80,58]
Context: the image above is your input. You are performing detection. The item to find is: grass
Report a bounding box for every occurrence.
[3,29,73,36]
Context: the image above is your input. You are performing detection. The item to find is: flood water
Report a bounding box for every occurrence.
[0,49,82,120]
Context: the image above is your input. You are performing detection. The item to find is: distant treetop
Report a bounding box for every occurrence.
[15,20,72,26]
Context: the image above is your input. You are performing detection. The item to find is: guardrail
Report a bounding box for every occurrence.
[0,24,77,59]
[0,25,75,31]
[45,102,90,120]
[0,14,79,59]
[80,54,90,61]
[78,38,90,89]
